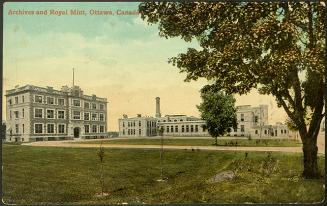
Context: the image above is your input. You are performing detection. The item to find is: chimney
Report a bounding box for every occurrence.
[155,97,161,118]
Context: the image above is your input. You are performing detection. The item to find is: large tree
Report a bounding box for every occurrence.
[139,2,325,179]
[197,84,237,145]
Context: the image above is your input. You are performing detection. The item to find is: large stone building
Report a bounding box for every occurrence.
[118,114,158,137]
[118,98,292,138]
[157,115,208,137]
[5,84,108,142]
[118,97,208,137]
[229,105,290,138]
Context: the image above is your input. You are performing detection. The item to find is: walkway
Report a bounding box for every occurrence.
[21,133,325,154]
[22,140,322,154]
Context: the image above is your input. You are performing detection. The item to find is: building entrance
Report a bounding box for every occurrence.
[74,127,80,138]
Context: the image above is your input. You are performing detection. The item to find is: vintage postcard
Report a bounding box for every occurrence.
[2,1,325,204]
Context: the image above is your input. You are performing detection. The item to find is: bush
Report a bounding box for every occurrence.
[259,152,279,177]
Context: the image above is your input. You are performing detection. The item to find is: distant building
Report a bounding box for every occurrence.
[119,98,291,138]
[118,97,209,137]
[229,105,291,138]
[118,114,158,137]
[157,115,208,137]
[5,84,108,142]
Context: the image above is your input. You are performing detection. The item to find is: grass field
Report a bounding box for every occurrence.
[75,138,301,147]
[2,144,324,204]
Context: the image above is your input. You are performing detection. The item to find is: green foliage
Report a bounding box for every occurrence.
[139,1,325,137]
[139,2,325,178]
[285,117,298,131]
[197,87,237,138]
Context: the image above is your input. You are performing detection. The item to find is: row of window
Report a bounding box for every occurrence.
[72,99,105,110]
[122,124,205,133]
[230,126,288,135]
[11,124,25,134]
[9,109,25,119]
[147,121,156,127]
[72,111,105,121]
[32,108,105,121]
[33,95,65,105]
[34,124,66,134]
[33,95,105,110]
[164,125,204,133]
[239,114,261,123]
[123,128,158,135]
[158,119,185,122]
[34,124,105,134]
[254,129,288,135]
[124,129,141,135]
[84,125,105,133]
[122,121,156,127]
[8,95,25,105]
[8,94,105,111]
[9,123,64,135]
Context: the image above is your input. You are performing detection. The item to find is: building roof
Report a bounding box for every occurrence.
[5,84,108,102]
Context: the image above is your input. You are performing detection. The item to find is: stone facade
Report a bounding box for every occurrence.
[118,114,208,137]
[118,97,209,137]
[118,114,158,137]
[5,85,108,142]
[157,115,208,137]
[229,105,291,138]
[118,100,292,138]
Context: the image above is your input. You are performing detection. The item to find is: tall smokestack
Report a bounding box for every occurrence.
[155,97,161,118]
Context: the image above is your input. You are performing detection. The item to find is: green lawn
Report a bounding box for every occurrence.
[3,144,325,204]
[75,138,301,147]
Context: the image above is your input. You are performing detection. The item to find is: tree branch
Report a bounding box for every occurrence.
[307,83,324,140]
[275,91,307,139]
[290,69,307,135]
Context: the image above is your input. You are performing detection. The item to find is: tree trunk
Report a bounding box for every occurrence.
[215,137,218,145]
[302,137,321,179]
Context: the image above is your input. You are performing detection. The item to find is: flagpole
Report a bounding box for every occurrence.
[73,68,75,86]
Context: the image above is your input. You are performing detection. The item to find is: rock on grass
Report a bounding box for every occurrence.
[209,170,235,183]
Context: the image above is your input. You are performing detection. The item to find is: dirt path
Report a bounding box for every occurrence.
[22,140,325,154]
[21,134,325,154]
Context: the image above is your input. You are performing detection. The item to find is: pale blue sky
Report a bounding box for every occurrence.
[3,2,286,131]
